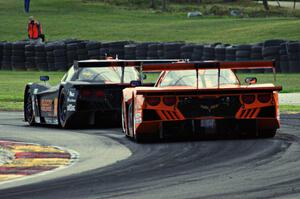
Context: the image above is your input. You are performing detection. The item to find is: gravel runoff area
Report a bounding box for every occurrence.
[279,93,300,105]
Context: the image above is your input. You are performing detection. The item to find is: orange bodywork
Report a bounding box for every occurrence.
[122,60,282,140]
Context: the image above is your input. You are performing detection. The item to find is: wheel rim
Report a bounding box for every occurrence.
[25,92,33,123]
[59,93,67,125]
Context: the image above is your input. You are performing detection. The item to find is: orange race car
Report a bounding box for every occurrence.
[122,60,282,142]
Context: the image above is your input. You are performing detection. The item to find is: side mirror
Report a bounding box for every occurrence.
[40,76,49,82]
[142,74,147,80]
[130,80,142,87]
[245,77,257,85]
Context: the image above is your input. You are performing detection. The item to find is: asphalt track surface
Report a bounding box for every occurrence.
[0,112,300,199]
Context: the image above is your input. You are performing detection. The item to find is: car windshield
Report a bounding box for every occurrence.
[75,67,139,83]
[159,69,239,88]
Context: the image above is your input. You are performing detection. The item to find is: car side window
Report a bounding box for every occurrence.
[61,66,75,82]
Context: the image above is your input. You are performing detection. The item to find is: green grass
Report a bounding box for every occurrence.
[280,105,300,113]
[1,71,299,111]
[0,0,300,43]
[0,71,64,111]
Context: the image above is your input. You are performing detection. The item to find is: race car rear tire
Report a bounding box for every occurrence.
[25,90,35,126]
[58,88,71,128]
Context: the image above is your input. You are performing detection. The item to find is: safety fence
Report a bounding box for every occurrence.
[0,39,299,72]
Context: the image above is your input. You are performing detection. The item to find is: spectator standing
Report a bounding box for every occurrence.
[27,16,44,44]
[24,0,30,13]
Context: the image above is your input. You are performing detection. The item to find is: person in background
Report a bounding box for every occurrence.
[27,16,45,43]
[24,0,30,13]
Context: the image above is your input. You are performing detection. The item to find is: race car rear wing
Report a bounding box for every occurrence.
[142,60,275,71]
[142,60,277,89]
[74,59,182,68]
[74,59,182,84]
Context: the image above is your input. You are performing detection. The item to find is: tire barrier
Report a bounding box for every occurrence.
[0,39,299,72]
[180,44,195,60]
[11,41,27,71]
[25,44,36,70]
[124,44,136,60]
[0,42,3,70]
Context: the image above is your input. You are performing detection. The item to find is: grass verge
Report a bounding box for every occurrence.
[0,0,299,43]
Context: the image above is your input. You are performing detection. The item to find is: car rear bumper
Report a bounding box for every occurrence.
[135,118,279,138]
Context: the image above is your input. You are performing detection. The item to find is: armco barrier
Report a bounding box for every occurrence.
[0,39,299,72]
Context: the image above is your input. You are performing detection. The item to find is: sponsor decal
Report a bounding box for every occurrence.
[45,117,58,124]
[135,113,142,124]
[69,91,75,97]
[200,104,220,113]
[67,104,76,111]
[54,98,58,117]
[40,99,53,112]
[67,98,76,103]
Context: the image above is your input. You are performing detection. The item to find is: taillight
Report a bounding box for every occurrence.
[258,94,271,103]
[81,89,92,97]
[96,90,105,97]
[163,97,176,106]
[242,95,255,104]
[146,97,161,106]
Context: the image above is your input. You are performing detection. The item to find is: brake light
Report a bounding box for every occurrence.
[163,97,176,106]
[81,89,92,97]
[258,94,271,103]
[146,97,161,106]
[96,90,105,97]
[242,95,255,104]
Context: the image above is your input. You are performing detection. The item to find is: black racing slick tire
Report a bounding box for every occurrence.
[58,88,70,128]
[24,90,35,126]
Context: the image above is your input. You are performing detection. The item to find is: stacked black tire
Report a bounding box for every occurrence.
[262,40,285,73]
[25,44,36,70]
[163,43,183,59]
[279,42,289,73]
[135,43,149,60]
[11,42,26,71]
[215,44,227,61]
[77,41,88,61]
[35,44,48,71]
[109,41,130,59]
[225,46,236,61]
[180,44,195,60]
[202,45,215,60]
[87,41,101,60]
[124,44,136,60]
[2,42,12,70]
[54,43,67,71]
[66,42,79,68]
[147,43,160,59]
[287,42,300,73]
[45,43,55,71]
[236,45,252,61]
[251,44,263,61]
[0,42,3,70]
[191,44,204,61]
